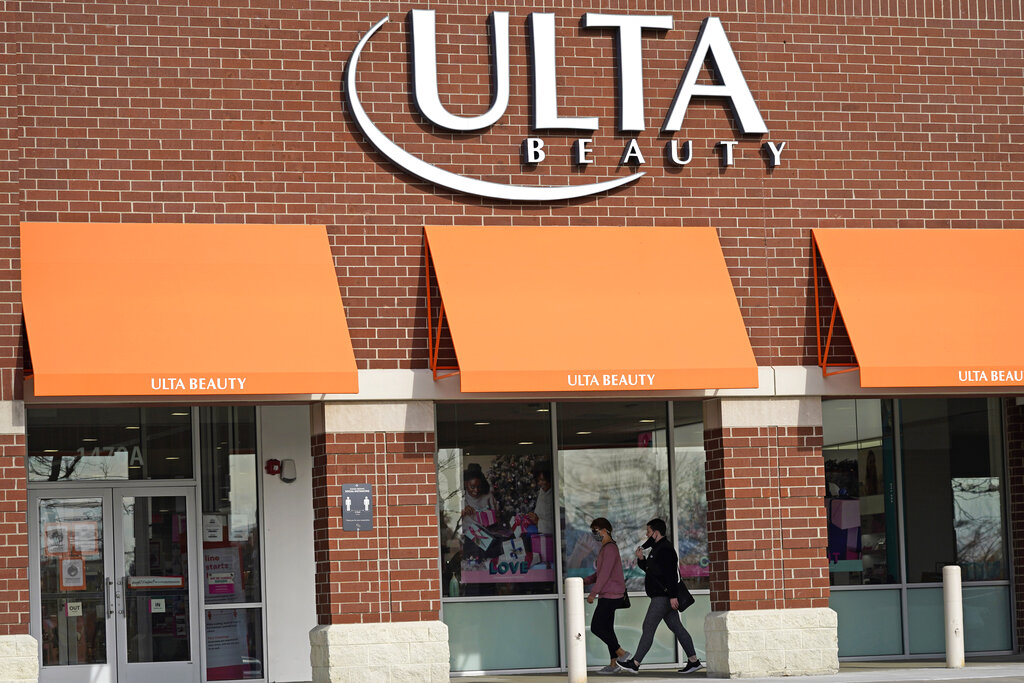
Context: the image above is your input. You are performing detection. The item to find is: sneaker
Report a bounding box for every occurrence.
[678,659,705,674]
[616,658,640,674]
[597,664,619,674]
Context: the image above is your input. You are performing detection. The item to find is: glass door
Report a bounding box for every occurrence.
[114,487,200,683]
[30,490,116,683]
[31,488,201,683]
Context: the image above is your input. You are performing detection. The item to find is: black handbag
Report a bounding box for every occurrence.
[676,579,695,612]
[616,593,631,610]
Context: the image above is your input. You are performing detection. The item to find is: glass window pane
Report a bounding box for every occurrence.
[204,607,265,680]
[444,599,559,671]
[558,402,670,593]
[830,589,903,656]
[121,495,191,663]
[901,398,1006,582]
[200,407,261,604]
[907,585,1013,654]
[37,497,107,666]
[27,407,193,481]
[436,403,555,597]
[822,399,899,585]
[672,401,708,591]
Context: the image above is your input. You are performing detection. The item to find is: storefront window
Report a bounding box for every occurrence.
[439,400,710,672]
[437,403,556,597]
[199,407,264,681]
[822,399,898,585]
[901,398,1006,582]
[27,407,193,481]
[558,402,670,592]
[673,401,708,591]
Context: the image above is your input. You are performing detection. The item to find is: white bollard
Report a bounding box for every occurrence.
[943,565,964,668]
[565,576,588,683]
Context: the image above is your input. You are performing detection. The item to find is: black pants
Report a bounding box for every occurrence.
[591,596,624,658]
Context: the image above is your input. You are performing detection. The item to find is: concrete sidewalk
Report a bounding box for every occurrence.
[457,655,1024,682]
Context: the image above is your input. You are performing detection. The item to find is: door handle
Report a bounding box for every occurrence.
[116,576,125,617]
[106,578,114,618]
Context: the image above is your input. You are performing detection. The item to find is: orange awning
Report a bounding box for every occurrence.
[813,228,1024,388]
[424,226,758,392]
[22,223,358,396]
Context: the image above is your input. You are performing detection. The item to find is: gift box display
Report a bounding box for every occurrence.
[474,509,497,526]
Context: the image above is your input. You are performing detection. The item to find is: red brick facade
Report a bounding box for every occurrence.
[9,0,1024,657]
[311,430,440,625]
[14,0,1024,373]
[705,425,829,612]
[0,436,27,636]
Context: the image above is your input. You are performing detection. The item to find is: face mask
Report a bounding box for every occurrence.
[641,536,656,549]
[592,530,602,541]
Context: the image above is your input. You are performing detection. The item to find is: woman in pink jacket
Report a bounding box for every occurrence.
[583,517,631,674]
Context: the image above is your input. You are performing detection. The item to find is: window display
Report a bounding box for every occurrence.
[822,399,897,586]
[437,403,556,597]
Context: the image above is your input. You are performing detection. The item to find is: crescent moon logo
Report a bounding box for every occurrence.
[345,17,645,202]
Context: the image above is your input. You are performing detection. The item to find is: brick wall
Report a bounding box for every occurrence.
[1,1,28,636]
[311,430,440,624]
[1005,399,1024,646]
[0,436,28,636]
[14,0,1024,372]
[705,425,828,612]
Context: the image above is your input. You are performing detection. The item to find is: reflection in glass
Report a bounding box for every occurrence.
[672,402,708,590]
[901,398,1006,582]
[204,607,264,680]
[121,495,190,663]
[436,403,555,597]
[952,477,1003,577]
[822,399,898,585]
[558,402,670,592]
[200,407,261,604]
[37,497,106,666]
[27,407,192,481]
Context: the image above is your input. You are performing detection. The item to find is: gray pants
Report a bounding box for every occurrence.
[633,596,696,663]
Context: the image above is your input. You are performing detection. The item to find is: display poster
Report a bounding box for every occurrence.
[203,515,224,542]
[341,484,372,531]
[444,453,556,587]
[43,523,70,557]
[205,609,248,681]
[60,558,86,591]
[204,547,243,603]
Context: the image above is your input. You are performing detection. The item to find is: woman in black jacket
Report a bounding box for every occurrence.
[616,518,704,675]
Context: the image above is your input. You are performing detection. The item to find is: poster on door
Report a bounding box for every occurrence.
[205,609,248,680]
[204,547,243,604]
[60,558,86,591]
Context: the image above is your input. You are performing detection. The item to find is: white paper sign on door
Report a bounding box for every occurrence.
[203,515,224,542]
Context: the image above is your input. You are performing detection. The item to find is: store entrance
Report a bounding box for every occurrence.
[29,486,201,683]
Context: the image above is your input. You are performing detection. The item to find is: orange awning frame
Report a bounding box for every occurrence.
[22,222,359,397]
[812,233,859,378]
[423,225,759,393]
[424,237,458,381]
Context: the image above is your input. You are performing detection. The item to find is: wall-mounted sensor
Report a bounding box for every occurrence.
[280,459,297,483]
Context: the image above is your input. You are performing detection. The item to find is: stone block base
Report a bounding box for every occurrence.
[310,621,449,682]
[0,634,38,681]
[705,608,838,678]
